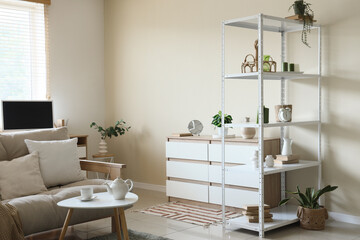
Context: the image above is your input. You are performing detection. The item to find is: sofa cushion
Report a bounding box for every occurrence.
[0,127,69,160]
[0,152,47,200]
[6,180,112,236]
[25,138,85,188]
[0,140,8,161]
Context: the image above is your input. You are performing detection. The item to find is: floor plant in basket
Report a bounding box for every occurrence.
[279,185,338,230]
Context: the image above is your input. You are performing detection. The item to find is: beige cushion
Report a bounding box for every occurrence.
[0,127,69,160]
[0,140,8,161]
[0,152,47,200]
[25,138,85,187]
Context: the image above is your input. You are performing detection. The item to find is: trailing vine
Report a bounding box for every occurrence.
[289,0,314,47]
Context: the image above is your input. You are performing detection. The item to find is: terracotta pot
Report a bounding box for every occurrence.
[297,206,328,230]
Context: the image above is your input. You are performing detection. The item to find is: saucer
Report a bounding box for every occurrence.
[78,196,97,201]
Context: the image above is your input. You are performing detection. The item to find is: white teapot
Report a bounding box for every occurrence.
[105,177,133,200]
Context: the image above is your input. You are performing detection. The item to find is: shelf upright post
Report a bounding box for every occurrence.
[257,13,265,238]
[317,26,323,205]
[221,21,226,227]
[280,30,286,200]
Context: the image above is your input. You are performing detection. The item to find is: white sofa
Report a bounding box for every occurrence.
[0,127,125,237]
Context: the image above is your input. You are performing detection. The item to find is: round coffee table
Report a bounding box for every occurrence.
[57,192,138,240]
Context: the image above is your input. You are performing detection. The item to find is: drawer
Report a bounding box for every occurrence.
[77,146,87,158]
[166,142,208,161]
[166,180,208,202]
[167,161,208,182]
[209,144,257,164]
[209,165,258,188]
[209,186,258,208]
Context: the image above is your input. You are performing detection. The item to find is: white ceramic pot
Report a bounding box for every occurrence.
[99,138,108,154]
[217,127,228,136]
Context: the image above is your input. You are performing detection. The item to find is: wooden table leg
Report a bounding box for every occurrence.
[59,208,73,240]
[113,208,123,240]
[119,208,129,240]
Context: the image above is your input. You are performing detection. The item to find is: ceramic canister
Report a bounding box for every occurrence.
[240,117,256,139]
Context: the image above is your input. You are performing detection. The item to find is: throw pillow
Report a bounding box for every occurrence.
[0,152,47,200]
[0,127,69,160]
[25,138,85,187]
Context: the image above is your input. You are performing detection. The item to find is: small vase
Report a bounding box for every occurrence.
[265,155,274,168]
[251,150,259,169]
[240,117,256,139]
[217,127,228,136]
[99,138,108,154]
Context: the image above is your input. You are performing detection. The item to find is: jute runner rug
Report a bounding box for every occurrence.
[136,202,242,227]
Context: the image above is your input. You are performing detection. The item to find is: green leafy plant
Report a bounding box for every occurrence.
[289,0,314,47]
[211,111,233,128]
[90,120,130,140]
[279,185,338,209]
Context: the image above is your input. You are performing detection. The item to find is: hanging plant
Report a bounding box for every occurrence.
[289,0,314,47]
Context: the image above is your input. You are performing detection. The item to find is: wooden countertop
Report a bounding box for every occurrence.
[167,135,279,143]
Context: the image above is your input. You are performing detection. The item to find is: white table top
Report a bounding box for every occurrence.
[57,192,138,209]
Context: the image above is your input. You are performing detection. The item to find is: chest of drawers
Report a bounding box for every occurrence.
[166,136,281,208]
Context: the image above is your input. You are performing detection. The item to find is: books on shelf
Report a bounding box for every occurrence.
[242,204,273,223]
[275,154,300,165]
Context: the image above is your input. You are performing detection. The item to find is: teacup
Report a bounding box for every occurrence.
[80,187,93,200]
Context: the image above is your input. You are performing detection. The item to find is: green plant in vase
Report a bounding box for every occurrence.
[90,120,130,154]
[211,111,233,136]
[289,0,314,47]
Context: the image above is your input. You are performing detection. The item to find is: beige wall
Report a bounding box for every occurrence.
[49,0,105,157]
[104,0,360,216]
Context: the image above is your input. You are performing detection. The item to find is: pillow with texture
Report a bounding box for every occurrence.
[0,151,47,200]
[25,138,85,187]
[0,127,69,160]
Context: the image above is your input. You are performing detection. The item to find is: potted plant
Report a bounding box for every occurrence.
[90,120,130,154]
[279,185,338,230]
[289,0,314,47]
[211,111,233,136]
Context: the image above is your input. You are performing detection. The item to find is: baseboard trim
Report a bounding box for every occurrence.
[329,211,360,225]
[133,181,166,192]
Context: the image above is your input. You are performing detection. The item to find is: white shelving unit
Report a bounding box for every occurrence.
[220,14,321,237]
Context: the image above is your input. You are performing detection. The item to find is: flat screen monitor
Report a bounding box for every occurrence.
[2,101,53,130]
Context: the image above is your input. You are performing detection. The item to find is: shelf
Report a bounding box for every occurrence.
[226,120,320,128]
[225,72,320,80]
[227,204,299,232]
[224,14,320,33]
[228,160,319,175]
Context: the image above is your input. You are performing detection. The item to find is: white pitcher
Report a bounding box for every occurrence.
[281,138,293,156]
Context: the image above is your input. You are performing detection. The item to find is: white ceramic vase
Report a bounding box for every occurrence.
[99,138,108,154]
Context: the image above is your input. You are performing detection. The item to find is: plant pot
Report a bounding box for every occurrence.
[293,0,305,15]
[99,138,108,154]
[217,127,228,136]
[297,206,328,230]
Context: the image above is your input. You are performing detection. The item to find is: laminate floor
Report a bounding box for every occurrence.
[71,188,360,240]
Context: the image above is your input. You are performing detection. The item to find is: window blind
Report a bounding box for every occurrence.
[0,0,49,100]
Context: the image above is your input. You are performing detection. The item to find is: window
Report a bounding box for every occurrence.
[0,0,49,100]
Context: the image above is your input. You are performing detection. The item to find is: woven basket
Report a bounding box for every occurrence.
[297,206,328,230]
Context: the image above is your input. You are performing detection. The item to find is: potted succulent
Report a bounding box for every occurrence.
[279,185,338,230]
[289,0,314,47]
[90,120,130,154]
[211,111,233,136]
